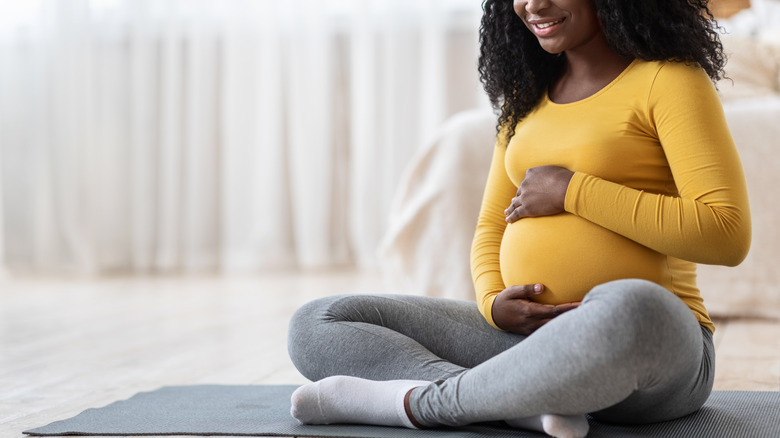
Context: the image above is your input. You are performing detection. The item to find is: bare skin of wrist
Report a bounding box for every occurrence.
[491,284,580,335]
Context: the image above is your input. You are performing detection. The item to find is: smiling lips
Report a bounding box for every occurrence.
[536,19,564,29]
[530,17,565,36]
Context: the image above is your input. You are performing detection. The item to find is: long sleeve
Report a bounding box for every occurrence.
[564,63,752,267]
[470,60,749,332]
[470,136,516,329]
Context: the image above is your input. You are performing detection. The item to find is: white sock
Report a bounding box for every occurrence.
[290,376,430,428]
[506,414,589,438]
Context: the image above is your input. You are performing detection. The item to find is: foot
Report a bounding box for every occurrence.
[290,376,429,428]
[506,414,589,438]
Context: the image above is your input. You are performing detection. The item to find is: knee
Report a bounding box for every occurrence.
[584,279,682,320]
[582,279,699,350]
[287,296,344,380]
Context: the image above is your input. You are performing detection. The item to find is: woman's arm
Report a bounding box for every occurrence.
[470,137,516,328]
[566,63,751,266]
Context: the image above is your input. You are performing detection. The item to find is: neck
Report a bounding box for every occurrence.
[547,33,634,104]
[561,33,632,80]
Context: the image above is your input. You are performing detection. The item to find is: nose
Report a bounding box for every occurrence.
[519,0,550,15]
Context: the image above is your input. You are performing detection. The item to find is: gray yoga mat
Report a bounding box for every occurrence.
[24,385,780,437]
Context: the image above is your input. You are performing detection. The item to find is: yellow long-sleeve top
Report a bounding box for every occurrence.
[471,59,751,334]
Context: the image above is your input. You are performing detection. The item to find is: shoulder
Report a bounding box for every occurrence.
[625,60,719,116]
[656,61,712,86]
[643,60,724,131]
[647,60,714,94]
[625,59,711,89]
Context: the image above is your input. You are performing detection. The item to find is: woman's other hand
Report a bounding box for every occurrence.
[491,284,580,335]
[505,165,574,223]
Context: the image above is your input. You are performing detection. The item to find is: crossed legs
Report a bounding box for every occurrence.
[287,280,714,437]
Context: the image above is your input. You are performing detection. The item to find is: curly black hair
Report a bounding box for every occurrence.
[478,0,727,141]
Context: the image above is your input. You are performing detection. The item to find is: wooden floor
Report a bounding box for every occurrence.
[1,269,778,438]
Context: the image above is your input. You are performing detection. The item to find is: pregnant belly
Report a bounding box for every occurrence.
[500,214,666,305]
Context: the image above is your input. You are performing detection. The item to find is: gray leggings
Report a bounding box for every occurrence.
[287,279,714,427]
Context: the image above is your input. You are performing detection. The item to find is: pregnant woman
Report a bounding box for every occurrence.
[287,1,751,437]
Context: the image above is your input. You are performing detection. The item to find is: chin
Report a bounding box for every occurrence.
[538,42,564,54]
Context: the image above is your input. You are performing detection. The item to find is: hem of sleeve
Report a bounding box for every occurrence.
[563,171,587,214]
[480,292,503,330]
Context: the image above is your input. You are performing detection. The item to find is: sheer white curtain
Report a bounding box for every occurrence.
[0,0,488,275]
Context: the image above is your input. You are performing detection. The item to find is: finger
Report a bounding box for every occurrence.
[524,303,565,320]
[504,196,520,216]
[553,302,581,315]
[519,300,581,321]
[503,283,544,300]
[505,204,527,223]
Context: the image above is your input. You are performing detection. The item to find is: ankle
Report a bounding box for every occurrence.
[403,387,425,429]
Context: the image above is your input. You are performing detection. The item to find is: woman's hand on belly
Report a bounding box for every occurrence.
[505,165,574,223]
[491,283,581,335]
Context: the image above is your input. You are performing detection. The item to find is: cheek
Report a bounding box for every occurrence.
[578,5,603,35]
[513,0,525,18]
[581,18,603,42]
